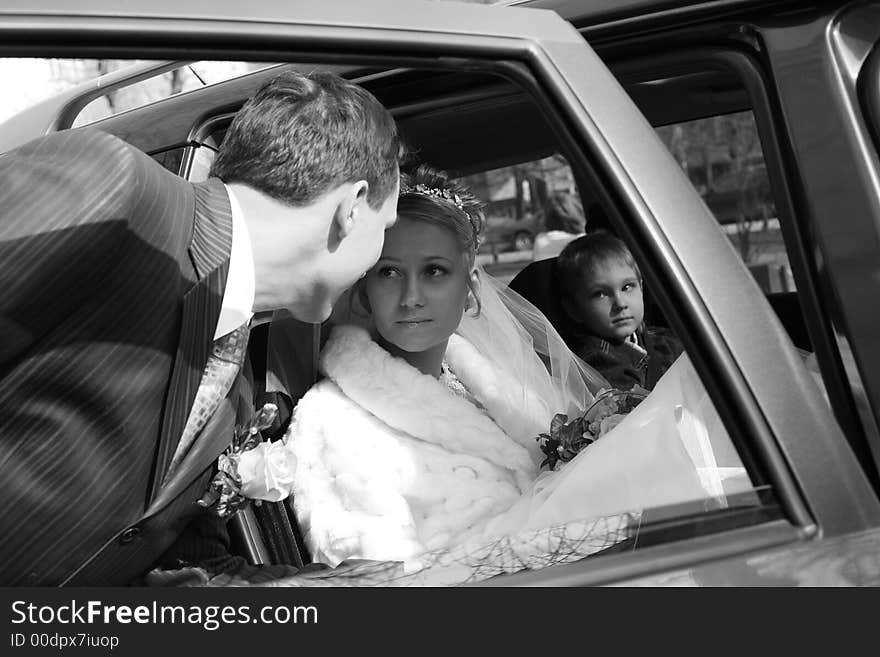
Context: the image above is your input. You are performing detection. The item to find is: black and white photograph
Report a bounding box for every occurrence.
[2,0,880,625]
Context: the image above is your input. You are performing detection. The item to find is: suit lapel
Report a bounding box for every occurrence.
[146,380,239,517]
[148,351,256,517]
[150,179,233,503]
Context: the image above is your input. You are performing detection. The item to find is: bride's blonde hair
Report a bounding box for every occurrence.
[396,164,485,314]
[349,164,486,318]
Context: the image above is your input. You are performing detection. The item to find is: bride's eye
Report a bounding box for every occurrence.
[425,264,448,277]
[377,266,400,278]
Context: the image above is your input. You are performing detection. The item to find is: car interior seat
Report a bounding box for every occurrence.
[508,254,670,352]
[228,319,315,567]
[765,291,812,352]
[508,256,579,346]
[509,258,813,365]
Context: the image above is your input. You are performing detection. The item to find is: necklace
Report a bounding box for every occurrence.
[439,361,469,399]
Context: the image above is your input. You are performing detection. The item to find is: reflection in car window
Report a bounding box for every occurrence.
[457,154,583,285]
[68,60,277,127]
[149,147,184,175]
[655,111,795,295]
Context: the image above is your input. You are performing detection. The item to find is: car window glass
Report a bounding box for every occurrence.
[457,154,584,285]
[655,111,795,295]
[409,79,779,560]
[451,147,771,548]
[192,121,768,548]
[616,53,880,500]
[187,136,221,183]
[149,147,185,175]
[70,61,277,127]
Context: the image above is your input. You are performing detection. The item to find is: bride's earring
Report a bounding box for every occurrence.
[357,284,372,315]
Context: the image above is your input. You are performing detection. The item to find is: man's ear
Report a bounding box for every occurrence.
[334,180,370,238]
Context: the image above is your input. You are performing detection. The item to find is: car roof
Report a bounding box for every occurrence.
[507,0,804,27]
[0,0,573,41]
[0,0,591,157]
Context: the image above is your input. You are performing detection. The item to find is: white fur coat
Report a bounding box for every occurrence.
[285,325,543,567]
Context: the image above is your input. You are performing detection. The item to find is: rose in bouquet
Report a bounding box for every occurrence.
[536,386,649,471]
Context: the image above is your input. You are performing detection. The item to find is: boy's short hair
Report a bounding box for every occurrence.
[211,70,400,210]
[556,230,642,301]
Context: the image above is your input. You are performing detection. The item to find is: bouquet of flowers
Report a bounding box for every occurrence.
[536,386,649,471]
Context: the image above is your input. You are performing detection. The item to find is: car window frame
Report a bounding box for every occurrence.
[609,46,880,494]
[753,3,880,493]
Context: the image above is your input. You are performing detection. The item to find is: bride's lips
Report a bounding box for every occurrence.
[396,318,432,326]
[612,316,634,324]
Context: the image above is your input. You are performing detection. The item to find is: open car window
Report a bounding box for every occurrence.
[247,63,778,577]
[125,59,780,579]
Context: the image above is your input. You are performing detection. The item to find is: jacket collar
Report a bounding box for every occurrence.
[149,178,233,504]
[320,324,536,484]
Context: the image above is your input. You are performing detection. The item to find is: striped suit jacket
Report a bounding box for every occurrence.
[0,128,238,585]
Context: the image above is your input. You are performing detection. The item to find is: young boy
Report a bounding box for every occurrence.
[556,230,683,391]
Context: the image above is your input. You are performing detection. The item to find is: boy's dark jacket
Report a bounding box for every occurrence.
[572,325,683,391]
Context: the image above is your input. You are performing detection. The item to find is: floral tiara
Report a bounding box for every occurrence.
[411,183,482,247]
[412,184,466,210]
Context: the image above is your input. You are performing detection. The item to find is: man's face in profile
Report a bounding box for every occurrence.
[291,174,400,323]
[344,174,401,286]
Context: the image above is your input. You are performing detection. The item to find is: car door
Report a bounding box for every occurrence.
[1,0,877,586]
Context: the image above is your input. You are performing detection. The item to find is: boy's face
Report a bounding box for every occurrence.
[572,257,644,342]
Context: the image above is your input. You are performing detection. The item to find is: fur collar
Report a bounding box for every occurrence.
[444,333,551,464]
[320,325,537,485]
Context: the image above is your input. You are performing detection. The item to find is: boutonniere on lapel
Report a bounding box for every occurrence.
[198,403,297,518]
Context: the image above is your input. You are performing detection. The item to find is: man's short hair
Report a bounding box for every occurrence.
[211,70,400,209]
[556,229,642,301]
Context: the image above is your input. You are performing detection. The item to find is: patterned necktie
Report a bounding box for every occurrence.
[162,322,251,486]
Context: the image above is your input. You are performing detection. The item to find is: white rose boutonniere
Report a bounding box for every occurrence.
[199,402,297,518]
[238,439,296,502]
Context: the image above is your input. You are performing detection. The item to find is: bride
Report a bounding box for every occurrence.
[273,165,750,572]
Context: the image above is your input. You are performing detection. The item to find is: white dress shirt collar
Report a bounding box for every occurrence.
[213,184,255,340]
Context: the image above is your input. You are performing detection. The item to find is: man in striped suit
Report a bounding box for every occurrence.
[0,70,401,585]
